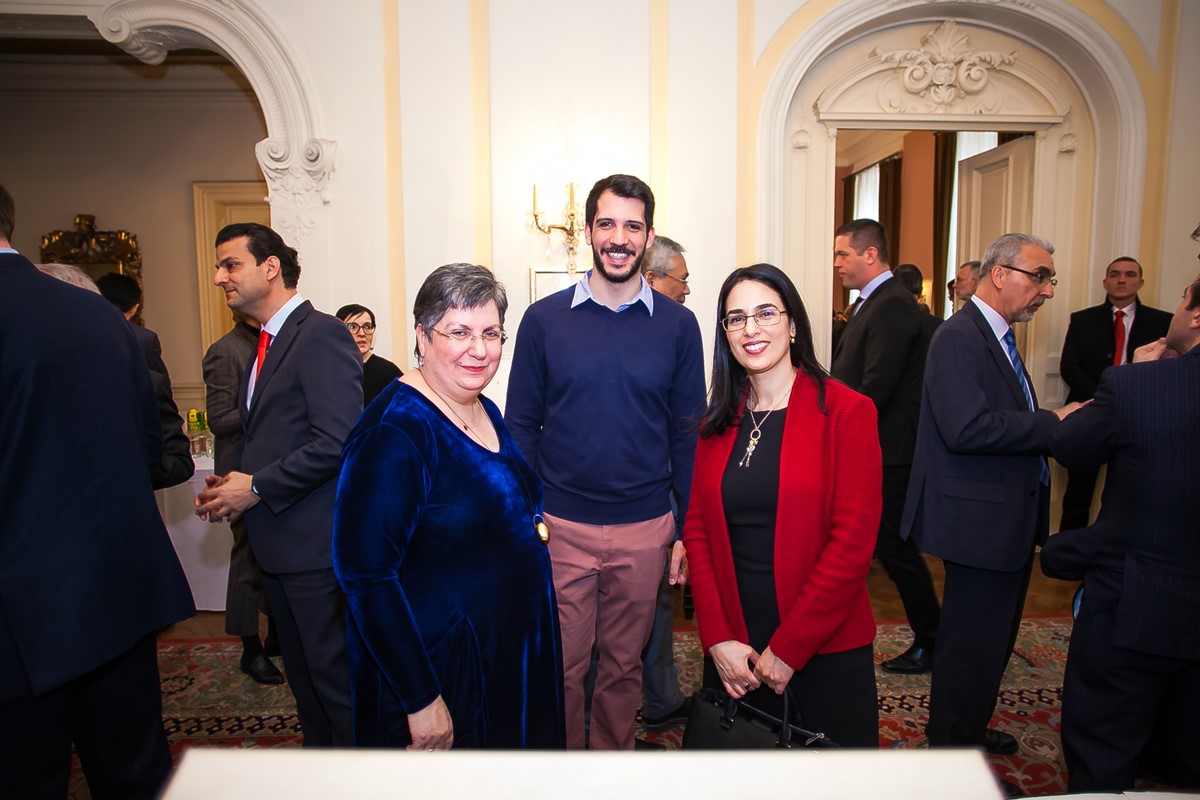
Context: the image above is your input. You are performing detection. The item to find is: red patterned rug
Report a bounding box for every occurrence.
[69,619,1075,798]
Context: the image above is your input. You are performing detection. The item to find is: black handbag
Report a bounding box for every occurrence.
[681,687,838,749]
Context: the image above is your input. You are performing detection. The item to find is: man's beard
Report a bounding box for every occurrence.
[592,244,645,284]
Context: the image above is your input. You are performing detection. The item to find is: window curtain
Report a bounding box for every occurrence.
[878,155,902,263]
[932,132,957,317]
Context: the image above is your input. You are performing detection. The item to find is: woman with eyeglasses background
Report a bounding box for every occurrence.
[336,303,404,406]
[682,263,882,747]
[332,263,565,750]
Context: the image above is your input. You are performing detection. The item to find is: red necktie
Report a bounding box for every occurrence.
[1112,309,1125,366]
[256,329,273,377]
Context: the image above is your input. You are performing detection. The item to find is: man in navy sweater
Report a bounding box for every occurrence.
[507,174,706,749]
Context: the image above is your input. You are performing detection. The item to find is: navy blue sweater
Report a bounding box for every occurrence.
[505,285,706,526]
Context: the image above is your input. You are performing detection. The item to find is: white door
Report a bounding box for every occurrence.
[956,135,1035,352]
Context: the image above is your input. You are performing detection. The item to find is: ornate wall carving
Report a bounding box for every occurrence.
[91,0,334,246]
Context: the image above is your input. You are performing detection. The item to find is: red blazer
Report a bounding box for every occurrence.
[683,372,882,671]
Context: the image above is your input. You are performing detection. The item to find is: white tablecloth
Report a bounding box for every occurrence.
[155,456,231,611]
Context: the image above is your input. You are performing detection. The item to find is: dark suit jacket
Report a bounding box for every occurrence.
[900,299,1059,570]
[129,322,194,489]
[1043,344,1200,661]
[831,274,928,465]
[202,321,258,476]
[1060,298,1172,403]
[237,300,362,574]
[0,253,194,701]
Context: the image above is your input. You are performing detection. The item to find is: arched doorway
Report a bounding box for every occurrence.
[759,0,1145,408]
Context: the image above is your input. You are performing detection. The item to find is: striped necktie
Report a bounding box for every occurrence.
[1002,328,1050,486]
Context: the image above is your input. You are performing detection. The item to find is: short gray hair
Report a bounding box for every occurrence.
[958,260,983,280]
[981,233,1054,274]
[38,262,100,294]
[412,263,508,359]
[642,235,686,277]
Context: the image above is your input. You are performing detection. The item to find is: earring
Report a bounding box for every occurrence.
[790,335,796,344]
[417,355,425,368]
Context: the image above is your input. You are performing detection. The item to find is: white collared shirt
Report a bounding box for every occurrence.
[571,270,656,315]
[247,292,306,406]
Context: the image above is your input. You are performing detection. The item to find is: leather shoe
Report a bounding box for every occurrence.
[240,653,285,685]
[880,642,933,674]
[982,728,1019,755]
[640,696,692,732]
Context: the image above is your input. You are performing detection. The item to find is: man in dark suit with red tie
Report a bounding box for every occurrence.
[901,233,1084,770]
[0,183,195,798]
[1057,257,1172,530]
[1043,259,1200,792]
[195,222,362,746]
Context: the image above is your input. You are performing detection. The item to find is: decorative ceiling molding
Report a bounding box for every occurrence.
[88,0,334,245]
[814,19,1069,126]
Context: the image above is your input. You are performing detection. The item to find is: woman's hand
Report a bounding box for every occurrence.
[406,695,454,751]
[753,646,795,695]
[709,640,762,699]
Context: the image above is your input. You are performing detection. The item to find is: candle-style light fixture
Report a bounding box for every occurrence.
[531,182,586,273]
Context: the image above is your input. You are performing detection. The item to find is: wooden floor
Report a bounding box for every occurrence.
[162,552,1077,641]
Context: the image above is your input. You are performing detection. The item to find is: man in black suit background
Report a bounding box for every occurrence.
[1057,257,1172,530]
[0,183,195,798]
[96,271,194,490]
[1043,256,1200,792]
[901,233,1084,767]
[832,219,941,674]
[195,222,362,746]
[203,313,284,685]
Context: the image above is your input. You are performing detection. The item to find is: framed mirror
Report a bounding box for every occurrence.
[41,214,143,315]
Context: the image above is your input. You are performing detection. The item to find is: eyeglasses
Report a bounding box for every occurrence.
[659,272,689,286]
[721,307,788,331]
[345,322,376,334]
[999,264,1058,287]
[431,327,508,346]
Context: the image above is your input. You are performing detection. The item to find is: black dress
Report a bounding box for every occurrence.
[362,353,403,407]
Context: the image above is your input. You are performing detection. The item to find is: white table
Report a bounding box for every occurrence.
[164,748,1007,799]
[156,456,231,611]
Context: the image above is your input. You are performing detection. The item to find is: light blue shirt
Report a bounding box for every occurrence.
[571,269,656,315]
[858,270,894,303]
[970,294,1012,345]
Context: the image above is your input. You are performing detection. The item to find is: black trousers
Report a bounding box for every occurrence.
[1059,469,1099,531]
[0,633,172,800]
[261,567,353,747]
[926,552,1034,747]
[876,465,941,643]
[1062,602,1200,792]
[225,517,270,637]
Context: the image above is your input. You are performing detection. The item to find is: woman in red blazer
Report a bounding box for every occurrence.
[683,263,883,747]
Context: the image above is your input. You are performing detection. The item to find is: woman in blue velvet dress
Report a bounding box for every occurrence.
[333,263,565,750]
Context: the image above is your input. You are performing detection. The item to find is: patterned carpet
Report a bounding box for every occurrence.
[68,618,1075,798]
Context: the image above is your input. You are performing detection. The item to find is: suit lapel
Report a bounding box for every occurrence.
[963,301,1029,408]
[246,300,312,420]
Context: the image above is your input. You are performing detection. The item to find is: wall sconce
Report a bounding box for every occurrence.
[531,182,586,273]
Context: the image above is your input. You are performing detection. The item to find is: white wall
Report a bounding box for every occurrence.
[0,59,266,389]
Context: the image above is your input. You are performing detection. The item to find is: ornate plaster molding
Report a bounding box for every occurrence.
[90,0,334,244]
[871,21,1015,113]
[814,18,1069,126]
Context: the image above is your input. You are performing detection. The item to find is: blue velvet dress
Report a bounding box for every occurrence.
[332,381,565,748]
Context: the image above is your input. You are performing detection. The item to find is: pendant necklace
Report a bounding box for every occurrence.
[738,385,792,468]
[416,369,491,449]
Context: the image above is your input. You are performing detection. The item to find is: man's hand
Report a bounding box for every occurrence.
[194,471,260,523]
[668,540,687,586]
[1133,337,1179,363]
[1053,401,1088,421]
